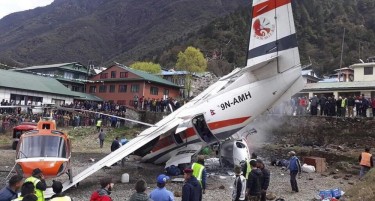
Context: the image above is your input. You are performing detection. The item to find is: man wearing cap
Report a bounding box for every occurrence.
[50,180,72,201]
[182,168,202,201]
[0,175,23,201]
[287,151,301,193]
[25,168,47,201]
[90,177,113,201]
[12,182,35,201]
[191,155,206,194]
[149,174,174,201]
[232,166,246,201]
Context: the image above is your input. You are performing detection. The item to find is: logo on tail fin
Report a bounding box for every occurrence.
[253,17,275,40]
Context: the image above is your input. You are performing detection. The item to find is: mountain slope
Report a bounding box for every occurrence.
[0,0,245,66]
[153,0,375,75]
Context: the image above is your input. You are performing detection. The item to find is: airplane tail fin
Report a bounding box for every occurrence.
[247,0,300,72]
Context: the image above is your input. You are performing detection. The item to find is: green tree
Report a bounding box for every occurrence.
[176,46,207,73]
[130,61,161,74]
[176,46,207,97]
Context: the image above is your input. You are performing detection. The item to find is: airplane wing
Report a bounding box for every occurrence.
[48,117,183,198]
[57,107,155,127]
[164,144,202,168]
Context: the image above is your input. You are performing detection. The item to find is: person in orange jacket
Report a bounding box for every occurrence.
[359,147,373,178]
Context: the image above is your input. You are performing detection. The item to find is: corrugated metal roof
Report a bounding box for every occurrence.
[13,62,88,73]
[350,62,375,68]
[118,66,180,88]
[71,91,103,101]
[0,69,76,96]
[15,62,76,70]
[159,70,189,76]
[303,81,375,91]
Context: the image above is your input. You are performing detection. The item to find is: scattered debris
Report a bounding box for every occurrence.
[171,178,185,183]
[174,191,182,197]
[266,192,276,200]
[89,158,95,162]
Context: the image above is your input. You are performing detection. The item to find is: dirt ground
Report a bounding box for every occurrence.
[0,127,359,201]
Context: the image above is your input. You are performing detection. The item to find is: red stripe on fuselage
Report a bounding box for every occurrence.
[252,0,290,18]
[150,117,250,152]
[151,128,196,152]
[207,116,250,130]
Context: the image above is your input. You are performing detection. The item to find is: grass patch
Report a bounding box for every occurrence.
[66,126,143,152]
[343,168,375,200]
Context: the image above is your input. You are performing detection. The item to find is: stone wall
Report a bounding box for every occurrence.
[255,115,375,148]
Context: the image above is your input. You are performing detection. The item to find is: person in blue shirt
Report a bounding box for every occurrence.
[287,151,301,193]
[149,174,174,201]
[0,175,23,201]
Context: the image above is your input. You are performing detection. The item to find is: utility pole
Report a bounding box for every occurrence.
[338,28,345,82]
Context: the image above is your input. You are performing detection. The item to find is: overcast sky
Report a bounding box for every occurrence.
[0,0,54,19]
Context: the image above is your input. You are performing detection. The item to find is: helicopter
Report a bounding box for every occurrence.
[14,117,73,183]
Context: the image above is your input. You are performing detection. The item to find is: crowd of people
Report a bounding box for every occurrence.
[0,97,186,133]
[272,94,375,118]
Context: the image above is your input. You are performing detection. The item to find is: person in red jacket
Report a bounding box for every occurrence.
[90,177,113,201]
[371,97,375,117]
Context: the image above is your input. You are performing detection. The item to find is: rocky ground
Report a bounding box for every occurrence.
[0,126,360,201]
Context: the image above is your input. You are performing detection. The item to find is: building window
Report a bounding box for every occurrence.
[89,86,96,93]
[120,72,128,78]
[119,85,127,92]
[99,85,107,93]
[364,67,373,75]
[100,73,108,79]
[72,85,80,92]
[164,89,169,96]
[150,87,158,95]
[111,71,116,78]
[109,85,115,93]
[131,84,140,92]
[64,72,73,79]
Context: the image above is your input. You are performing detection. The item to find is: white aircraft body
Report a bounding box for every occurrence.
[1,0,304,196]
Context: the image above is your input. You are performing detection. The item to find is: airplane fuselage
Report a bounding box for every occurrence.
[142,65,301,164]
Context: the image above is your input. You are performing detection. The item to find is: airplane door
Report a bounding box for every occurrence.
[192,114,218,144]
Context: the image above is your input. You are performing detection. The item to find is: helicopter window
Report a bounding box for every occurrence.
[235,141,246,148]
[42,124,50,129]
[18,136,66,159]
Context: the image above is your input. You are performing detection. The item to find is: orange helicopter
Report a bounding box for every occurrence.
[14,117,73,182]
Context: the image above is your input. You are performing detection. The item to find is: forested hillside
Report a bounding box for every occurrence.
[0,0,245,67]
[0,0,374,76]
[152,0,375,76]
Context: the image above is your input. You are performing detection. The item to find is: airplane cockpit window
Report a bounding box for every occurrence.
[18,136,66,158]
